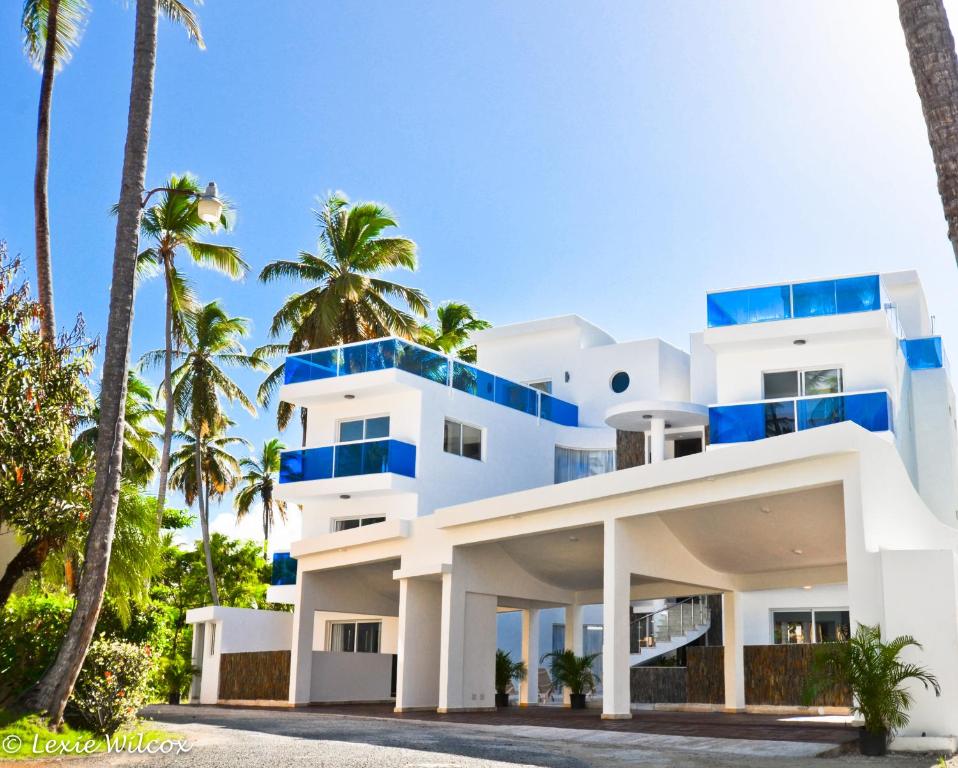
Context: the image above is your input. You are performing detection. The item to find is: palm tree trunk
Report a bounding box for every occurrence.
[155,265,175,524]
[17,0,160,726]
[34,0,59,342]
[195,441,220,605]
[898,0,958,264]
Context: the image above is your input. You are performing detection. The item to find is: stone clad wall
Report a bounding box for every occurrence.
[219,651,291,701]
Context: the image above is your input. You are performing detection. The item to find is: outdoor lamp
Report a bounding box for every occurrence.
[197,181,224,224]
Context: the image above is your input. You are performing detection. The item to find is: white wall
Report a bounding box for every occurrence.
[910,368,958,525]
[739,585,849,645]
[310,651,394,702]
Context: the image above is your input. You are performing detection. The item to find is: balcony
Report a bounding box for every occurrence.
[279,438,417,484]
[709,390,893,445]
[901,336,944,370]
[283,337,579,427]
[271,551,297,585]
[706,275,882,328]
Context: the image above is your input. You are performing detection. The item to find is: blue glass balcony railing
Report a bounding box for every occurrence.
[901,336,944,370]
[271,551,297,586]
[707,275,882,328]
[284,338,579,427]
[279,438,417,484]
[709,390,893,444]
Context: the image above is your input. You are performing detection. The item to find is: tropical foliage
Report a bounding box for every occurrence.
[805,623,940,735]
[257,192,430,431]
[494,649,527,695]
[69,639,153,734]
[235,438,287,557]
[419,301,490,363]
[541,649,600,696]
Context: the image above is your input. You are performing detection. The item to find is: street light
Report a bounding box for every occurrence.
[140,180,224,224]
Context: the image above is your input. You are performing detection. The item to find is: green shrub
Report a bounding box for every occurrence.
[0,590,72,705]
[69,639,153,735]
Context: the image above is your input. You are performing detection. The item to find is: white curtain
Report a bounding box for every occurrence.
[554,446,615,484]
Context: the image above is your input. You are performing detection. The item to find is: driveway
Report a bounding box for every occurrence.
[17,705,954,768]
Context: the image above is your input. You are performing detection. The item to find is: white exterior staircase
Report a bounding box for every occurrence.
[629,595,712,667]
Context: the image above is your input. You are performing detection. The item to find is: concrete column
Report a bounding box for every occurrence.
[602,519,632,719]
[722,590,745,712]
[188,623,204,702]
[437,569,466,712]
[395,578,442,712]
[288,571,319,705]
[519,608,540,705]
[562,603,583,706]
[649,417,665,463]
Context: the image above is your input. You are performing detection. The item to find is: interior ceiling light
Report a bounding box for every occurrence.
[760,506,772,514]
[344,394,356,399]
[793,339,807,346]
[792,548,804,555]
[802,585,813,590]
[340,494,351,500]
[568,535,579,542]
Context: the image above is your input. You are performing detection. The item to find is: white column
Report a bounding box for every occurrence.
[188,623,204,702]
[722,591,745,712]
[395,578,442,712]
[602,519,632,719]
[437,569,466,712]
[650,417,665,463]
[563,603,583,706]
[288,572,318,705]
[519,608,540,705]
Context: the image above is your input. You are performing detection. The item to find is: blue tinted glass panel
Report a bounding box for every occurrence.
[271,552,297,586]
[451,362,495,400]
[387,439,417,477]
[764,400,796,436]
[495,377,539,416]
[361,440,389,474]
[748,285,792,323]
[540,394,579,426]
[709,403,767,443]
[836,275,881,314]
[395,341,448,384]
[843,392,891,432]
[279,446,333,483]
[707,289,750,328]
[284,349,341,384]
[901,337,943,370]
[792,280,837,318]
[797,395,843,430]
[334,442,364,477]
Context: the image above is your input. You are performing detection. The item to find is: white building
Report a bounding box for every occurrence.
[187,270,958,748]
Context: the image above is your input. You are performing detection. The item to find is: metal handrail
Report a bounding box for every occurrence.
[630,595,711,654]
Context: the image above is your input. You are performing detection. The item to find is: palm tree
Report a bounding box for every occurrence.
[169,422,248,603]
[898,0,958,265]
[74,370,163,487]
[135,173,246,525]
[19,0,161,726]
[150,301,266,605]
[257,193,430,438]
[20,0,207,728]
[418,301,490,363]
[234,438,288,557]
[21,0,89,341]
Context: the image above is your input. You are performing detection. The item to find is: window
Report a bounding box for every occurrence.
[610,371,630,393]
[444,418,483,460]
[208,623,216,656]
[338,415,390,443]
[551,623,566,653]
[762,368,842,399]
[329,620,381,653]
[526,379,553,394]
[332,516,386,532]
[554,446,615,483]
[772,609,850,644]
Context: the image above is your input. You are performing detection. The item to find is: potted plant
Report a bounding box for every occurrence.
[161,657,199,705]
[541,649,600,709]
[805,623,940,756]
[494,649,527,707]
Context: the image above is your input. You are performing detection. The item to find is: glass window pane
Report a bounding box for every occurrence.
[528,380,552,393]
[359,517,386,527]
[764,371,799,399]
[747,285,793,324]
[330,622,356,652]
[772,611,812,644]
[461,425,482,460]
[339,420,364,443]
[803,369,842,396]
[365,416,390,439]
[444,419,461,455]
[793,280,837,318]
[356,622,381,653]
[334,519,361,532]
[797,395,844,430]
[813,610,850,643]
[835,275,880,314]
[764,400,796,437]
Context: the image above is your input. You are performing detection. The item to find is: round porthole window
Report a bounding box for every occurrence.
[610,371,630,393]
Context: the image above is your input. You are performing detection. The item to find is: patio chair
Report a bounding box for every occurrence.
[537,667,557,703]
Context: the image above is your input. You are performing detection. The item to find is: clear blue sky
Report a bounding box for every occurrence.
[2,1,958,551]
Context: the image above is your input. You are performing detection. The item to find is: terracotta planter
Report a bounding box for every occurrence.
[858,727,889,756]
[495,692,510,708]
[569,693,587,710]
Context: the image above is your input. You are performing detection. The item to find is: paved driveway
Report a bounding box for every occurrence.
[20,705,952,768]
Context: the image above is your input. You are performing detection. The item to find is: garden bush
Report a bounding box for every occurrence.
[0,590,72,705]
[69,638,153,734]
